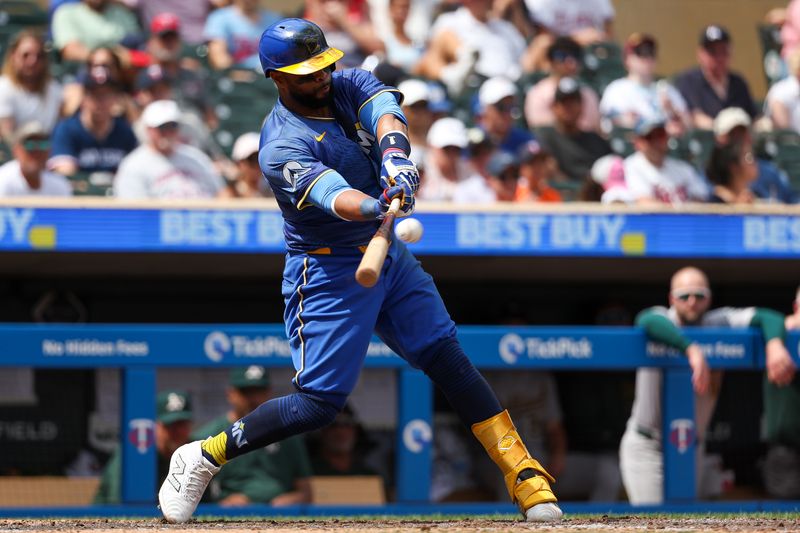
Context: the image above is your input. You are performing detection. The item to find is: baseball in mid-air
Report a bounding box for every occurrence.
[395,218,424,243]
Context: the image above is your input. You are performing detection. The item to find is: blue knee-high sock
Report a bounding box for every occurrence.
[420,338,503,426]
[206,392,340,463]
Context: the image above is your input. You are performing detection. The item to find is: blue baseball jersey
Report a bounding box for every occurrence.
[49,113,138,173]
[257,68,456,402]
[259,68,402,252]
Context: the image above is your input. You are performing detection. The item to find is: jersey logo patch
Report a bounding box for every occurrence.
[282,161,310,188]
[315,132,326,142]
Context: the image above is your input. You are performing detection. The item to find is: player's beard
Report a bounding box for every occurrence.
[292,82,334,110]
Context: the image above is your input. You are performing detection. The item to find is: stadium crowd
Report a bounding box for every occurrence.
[1,0,800,203]
[0,0,799,508]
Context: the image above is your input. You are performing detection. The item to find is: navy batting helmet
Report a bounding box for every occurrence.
[259,18,344,75]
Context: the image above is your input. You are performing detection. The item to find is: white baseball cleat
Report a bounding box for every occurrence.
[525,501,563,522]
[158,440,219,523]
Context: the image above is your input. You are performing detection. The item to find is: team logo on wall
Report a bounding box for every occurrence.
[128,418,155,454]
[669,418,695,454]
[402,419,432,453]
[498,333,524,365]
[204,331,231,362]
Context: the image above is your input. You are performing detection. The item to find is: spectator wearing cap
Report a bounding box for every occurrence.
[536,77,611,188]
[418,117,471,201]
[675,25,758,130]
[220,132,273,198]
[623,120,708,205]
[454,149,520,203]
[204,0,282,71]
[590,154,633,204]
[415,0,526,93]
[600,33,691,137]
[146,13,214,125]
[476,77,535,156]
[94,390,193,504]
[397,79,434,167]
[712,107,796,204]
[52,0,143,62]
[191,367,312,506]
[114,100,224,199]
[137,1,224,46]
[0,122,71,197]
[49,66,138,177]
[521,0,615,72]
[515,141,562,202]
[132,65,222,162]
[0,30,64,143]
[524,37,600,132]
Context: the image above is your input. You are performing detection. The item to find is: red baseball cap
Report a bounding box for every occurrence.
[151,12,180,36]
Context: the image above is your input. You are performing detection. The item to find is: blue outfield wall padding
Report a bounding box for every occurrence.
[1,501,800,518]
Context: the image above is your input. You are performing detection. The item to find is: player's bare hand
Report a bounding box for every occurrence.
[686,344,710,395]
[380,154,420,196]
[766,338,796,387]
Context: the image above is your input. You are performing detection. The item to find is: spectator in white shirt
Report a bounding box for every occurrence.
[417,117,472,202]
[0,30,63,143]
[600,33,690,137]
[623,120,708,205]
[114,100,224,199]
[0,122,72,197]
[766,48,800,133]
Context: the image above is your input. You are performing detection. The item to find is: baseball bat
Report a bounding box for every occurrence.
[355,197,401,288]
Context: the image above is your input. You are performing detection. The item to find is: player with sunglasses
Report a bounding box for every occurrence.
[619,266,796,505]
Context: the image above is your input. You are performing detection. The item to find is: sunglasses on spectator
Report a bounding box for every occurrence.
[157,121,179,131]
[550,50,580,63]
[244,153,259,165]
[22,139,51,152]
[671,288,710,301]
[493,101,516,113]
[633,44,656,58]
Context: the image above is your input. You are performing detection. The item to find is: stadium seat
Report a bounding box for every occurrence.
[608,126,636,158]
[68,171,115,197]
[580,41,626,96]
[209,69,278,156]
[0,1,48,27]
[685,129,716,170]
[757,24,786,89]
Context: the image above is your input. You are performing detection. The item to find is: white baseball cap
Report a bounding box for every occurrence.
[142,99,181,128]
[232,132,261,161]
[478,76,517,108]
[397,79,430,107]
[713,107,751,137]
[427,117,468,149]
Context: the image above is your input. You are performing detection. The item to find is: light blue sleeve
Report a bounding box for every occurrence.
[358,92,406,138]
[306,169,354,217]
[203,9,228,41]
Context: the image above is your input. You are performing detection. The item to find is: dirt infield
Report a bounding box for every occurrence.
[1,516,800,533]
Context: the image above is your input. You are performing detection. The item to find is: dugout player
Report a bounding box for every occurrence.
[619,266,796,504]
[158,18,561,523]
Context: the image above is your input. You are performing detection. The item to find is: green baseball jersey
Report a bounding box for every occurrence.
[764,377,800,447]
[192,415,312,503]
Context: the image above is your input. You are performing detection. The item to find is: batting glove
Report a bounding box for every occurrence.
[380,154,420,198]
[374,185,414,219]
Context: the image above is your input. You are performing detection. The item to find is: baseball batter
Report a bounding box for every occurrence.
[620,266,796,504]
[158,18,561,523]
